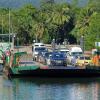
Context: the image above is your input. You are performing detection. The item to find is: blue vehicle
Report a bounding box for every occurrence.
[50,52,67,66]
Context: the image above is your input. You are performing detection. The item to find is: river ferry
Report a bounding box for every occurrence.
[4,51,100,78]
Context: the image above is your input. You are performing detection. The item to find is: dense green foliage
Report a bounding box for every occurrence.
[0,0,100,50]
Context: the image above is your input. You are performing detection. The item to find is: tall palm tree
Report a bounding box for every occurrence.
[31,20,44,42]
[52,3,70,26]
[50,3,70,42]
[75,4,96,38]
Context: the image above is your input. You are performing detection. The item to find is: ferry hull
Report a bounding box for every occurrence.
[9,68,100,77]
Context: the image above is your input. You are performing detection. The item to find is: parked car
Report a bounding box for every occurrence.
[67,47,83,64]
[50,52,67,66]
[33,47,48,61]
[32,42,47,61]
[37,51,47,63]
[43,52,52,65]
[76,55,92,67]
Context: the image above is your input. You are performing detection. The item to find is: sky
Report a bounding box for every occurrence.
[0,0,89,8]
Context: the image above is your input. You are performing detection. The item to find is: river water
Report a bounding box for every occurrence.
[0,75,100,100]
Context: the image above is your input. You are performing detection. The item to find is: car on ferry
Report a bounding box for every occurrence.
[50,52,67,66]
[43,52,52,65]
[32,43,47,61]
[75,55,92,67]
[37,50,48,63]
[37,51,52,64]
[67,47,83,65]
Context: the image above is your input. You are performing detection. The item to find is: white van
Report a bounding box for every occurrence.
[69,47,83,56]
[32,43,46,60]
[67,46,83,64]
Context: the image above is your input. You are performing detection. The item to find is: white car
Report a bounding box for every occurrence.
[32,43,47,61]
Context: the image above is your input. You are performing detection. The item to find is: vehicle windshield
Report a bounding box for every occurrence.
[72,52,82,56]
[35,47,46,51]
[85,57,91,60]
[80,56,90,60]
[52,53,65,58]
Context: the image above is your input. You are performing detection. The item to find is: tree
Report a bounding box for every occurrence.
[31,20,44,42]
[85,13,100,50]
[12,4,37,44]
[0,8,10,34]
[71,1,100,49]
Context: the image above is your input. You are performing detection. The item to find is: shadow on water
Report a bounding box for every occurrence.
[10,77,100,85]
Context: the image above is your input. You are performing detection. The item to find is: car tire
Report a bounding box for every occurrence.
[64,64,67,67]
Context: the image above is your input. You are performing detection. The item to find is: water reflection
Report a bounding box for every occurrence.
[1,77,100,100]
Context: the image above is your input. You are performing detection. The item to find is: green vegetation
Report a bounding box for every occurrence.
[0,0,100,50]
